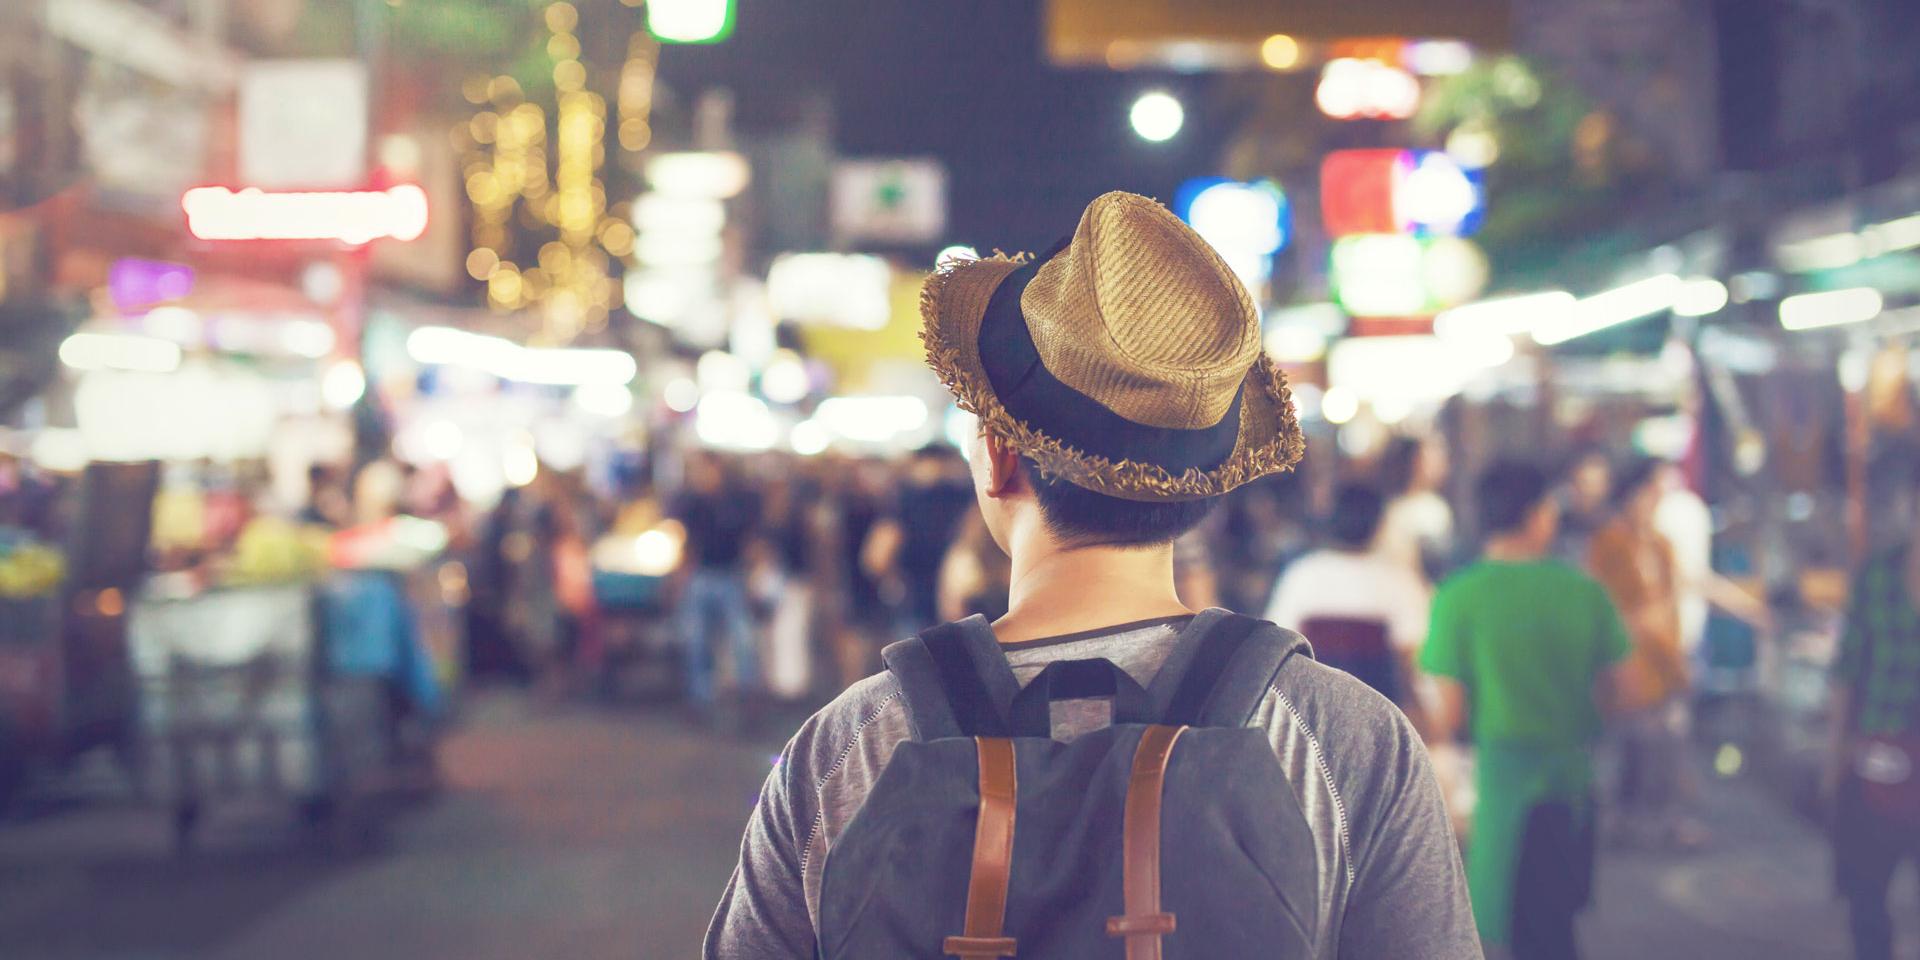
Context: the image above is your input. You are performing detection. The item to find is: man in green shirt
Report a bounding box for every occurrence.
[1421,461,1631,960]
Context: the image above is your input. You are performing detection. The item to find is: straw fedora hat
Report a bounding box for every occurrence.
[921,191,1305,502]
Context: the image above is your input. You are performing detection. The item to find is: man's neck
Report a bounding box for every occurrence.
[991,540,1190,645]
[1483,533,1547,563]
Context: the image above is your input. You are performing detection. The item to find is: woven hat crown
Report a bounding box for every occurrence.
[1019,191,1261,430]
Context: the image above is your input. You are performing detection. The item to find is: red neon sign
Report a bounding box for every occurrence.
[1320,149,1407,237]
[182,185,429,244]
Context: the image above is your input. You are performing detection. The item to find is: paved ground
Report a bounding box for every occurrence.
[0,691,1912,959]
[0,692,783,960]
[1584,763,1917,959]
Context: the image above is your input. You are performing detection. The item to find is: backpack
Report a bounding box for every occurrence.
[817,613,1321,960]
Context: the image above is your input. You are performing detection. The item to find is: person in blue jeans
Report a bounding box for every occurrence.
[672,453,761,707]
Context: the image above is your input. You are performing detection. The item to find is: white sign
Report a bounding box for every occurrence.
[239,60,368,189]
[831,159,947,245]
[645,152,750,199]
[766,253,892,330]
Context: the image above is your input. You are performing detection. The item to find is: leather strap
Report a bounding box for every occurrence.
[1107,725,1185,959]
[945,737,1019,959]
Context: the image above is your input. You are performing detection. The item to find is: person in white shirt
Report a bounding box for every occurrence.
[1374,436,1456,581]
[1269,483,1434,734]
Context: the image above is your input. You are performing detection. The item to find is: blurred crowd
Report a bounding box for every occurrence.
[8,419,1919,955]
[423,432,1740,753]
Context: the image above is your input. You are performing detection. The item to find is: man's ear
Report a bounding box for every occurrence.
[983,433,1023,499]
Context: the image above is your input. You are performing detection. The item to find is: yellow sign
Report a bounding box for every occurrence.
[801,269,930,392]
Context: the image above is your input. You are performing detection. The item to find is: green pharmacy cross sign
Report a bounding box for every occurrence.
[875,174,908,211]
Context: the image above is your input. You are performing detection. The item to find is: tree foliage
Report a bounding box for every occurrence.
[1415,56,1668,282]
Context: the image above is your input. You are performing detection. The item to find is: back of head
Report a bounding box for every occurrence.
[1867,446,1920,539]
[1377,437,1425,496]
[1477,461,1551,536]
[1608,457,1665,514]
[1022,460,1215,550]
[1327,483,1386,550]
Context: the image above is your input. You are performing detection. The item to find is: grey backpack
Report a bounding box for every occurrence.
[817,613,1320,960]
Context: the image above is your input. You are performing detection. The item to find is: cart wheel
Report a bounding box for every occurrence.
[171,802,201,856]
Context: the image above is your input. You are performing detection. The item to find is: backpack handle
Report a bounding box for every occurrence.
[1007,658,1154,737]
[884,618,1026,740]
[1151,613,1297,727]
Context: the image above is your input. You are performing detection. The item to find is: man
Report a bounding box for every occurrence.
[1421,462,1631,959]
[1267,483,1432,734]
[1587,459,1694,849]
[708,192,1478,959]
[1553,446,1612,568]
[672,452,761,710]
[1828,454,1920,960]
[863,445,978,631]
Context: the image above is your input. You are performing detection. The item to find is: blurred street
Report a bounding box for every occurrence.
[4,0,1920,956]
[0,693,784,960]
[0,690,1910,960]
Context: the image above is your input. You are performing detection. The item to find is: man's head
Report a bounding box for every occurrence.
[1380,436,1448,497]
[968,431,1215,552]
[920,194,1304,517]
[1565,446,1613,513]
[1477,460,1559,549]
[906,443,959,487]
[1327,483,1387,550]
[1609,457,1666,527]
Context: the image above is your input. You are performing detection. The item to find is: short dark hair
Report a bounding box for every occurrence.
[1023,459,1215,548]
[1377,437,1424,496]
[1609,457,1665,511]
[1477,461,1552,535]
[1328,484,1386,549]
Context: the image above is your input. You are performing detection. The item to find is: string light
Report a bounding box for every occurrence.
[460,4,661,341]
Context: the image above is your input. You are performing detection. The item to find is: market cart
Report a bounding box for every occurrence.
[127,581,417,852]
[590,522,683,701]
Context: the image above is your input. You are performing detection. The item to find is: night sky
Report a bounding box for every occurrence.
[654,1,1237,253]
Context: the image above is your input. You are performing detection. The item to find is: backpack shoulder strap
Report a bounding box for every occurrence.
[881,617,1023,740]
[1152,613,1308,728]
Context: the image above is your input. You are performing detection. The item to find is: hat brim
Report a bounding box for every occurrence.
[921,253,1306,503]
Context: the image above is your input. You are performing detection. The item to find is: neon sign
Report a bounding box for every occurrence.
[182,185,429,244]
[1321,150,1485,238]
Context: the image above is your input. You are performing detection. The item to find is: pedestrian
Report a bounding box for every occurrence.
[1267,482,1432,735]
[708,192,1478,959]
[936,511,1011,623]
[1651,460,1771,661]
[1588,457,1703,850]
[1375,434,1455,581]
[671,451,762,712]
[298,463,349,528]
[749,470,815,701]
[864,444,976,633]
[824,459,891,689]
[1828,454,1920,960]
[1554,445,1612,569]
[1421,460,1631,960]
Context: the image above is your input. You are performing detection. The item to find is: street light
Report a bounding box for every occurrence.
[1129,91,1184,143]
